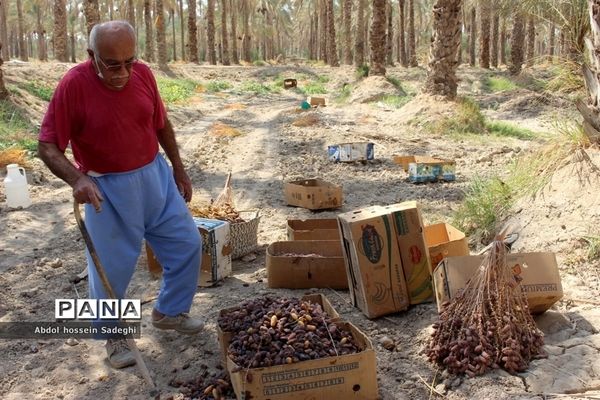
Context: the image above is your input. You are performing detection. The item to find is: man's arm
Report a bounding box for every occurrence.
[38,141,104,211]
[156,117,193,202]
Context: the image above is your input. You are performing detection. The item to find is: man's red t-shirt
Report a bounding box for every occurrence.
[39,60,166,173]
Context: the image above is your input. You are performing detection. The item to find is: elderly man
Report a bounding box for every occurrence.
[38,21,203,369]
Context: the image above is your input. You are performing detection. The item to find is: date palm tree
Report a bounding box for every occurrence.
[424,0,463,98]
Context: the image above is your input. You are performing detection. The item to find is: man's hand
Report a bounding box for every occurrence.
[173,167,193,202]
[72,175,104,212]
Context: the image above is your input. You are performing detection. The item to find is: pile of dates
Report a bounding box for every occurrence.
[218,296,360,369]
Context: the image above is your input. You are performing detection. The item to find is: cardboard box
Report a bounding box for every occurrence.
[145,217,232,287]
[286,218,340,241]
[308,96,327,107]
[338,205,410,318]
[424,222,470,272]
[383,202,433,304]
[327,142,375,162]
[393,155,456,183]
[433,252,563,314]
[226,321,378,400]
[266,241,347,289]
[284,179,343,210]
[217,294,340,367]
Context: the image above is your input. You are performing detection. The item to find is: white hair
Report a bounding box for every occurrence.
[88,21,135,53]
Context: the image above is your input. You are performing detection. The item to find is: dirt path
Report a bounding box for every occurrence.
[1,63,599,400]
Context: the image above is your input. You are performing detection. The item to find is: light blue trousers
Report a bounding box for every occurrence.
[84,154,201,317]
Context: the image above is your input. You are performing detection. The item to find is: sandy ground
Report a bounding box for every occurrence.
[0,61,599,400]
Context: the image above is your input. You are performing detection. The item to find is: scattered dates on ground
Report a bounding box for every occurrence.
[218,296,360,369]
[168,370,234,400]
[425,240,545,377]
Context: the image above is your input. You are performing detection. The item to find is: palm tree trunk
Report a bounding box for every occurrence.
[500,17,506,65]
[425,0,462,98]
[207,0,216,64]
[241,0,250,62]
[221,0,230,65]
[319,0,328,62]
[69,15,76,62]
[36,5,47,61]
[229,0,238,63]
[343,0,352,64]
[83,0,100,37]
[355,0,365,66]
[478,4,489,68]
[386,0,393,65]
[0,0,8,60]
[469,7,475,66]
[526,15,535,66]
[155,0,168,67]
[326,0,338,66]
[178,0,184,61]
[579,0,600,144]
[53,0,68,61]
[509,11,525,75]
[16,0,27,61]
[144,0,154,62]
[491,11,499,68]
[370,0,386,75]
[128,0,135,28]
[398,0,407,66]
[170,8,177,61]
[187,0,197,62]
[548,22,555,62]
[0,43,9,99]
[408,0,417,66]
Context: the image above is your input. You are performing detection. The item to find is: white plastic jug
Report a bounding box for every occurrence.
[4,163,31,208]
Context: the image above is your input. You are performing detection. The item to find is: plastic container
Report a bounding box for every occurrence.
[4,163,31,208]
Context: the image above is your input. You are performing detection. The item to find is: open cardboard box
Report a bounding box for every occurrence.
[337,205,410,318]
[217,294,340,368]
[424,222,470,272]
[327,142,374,162]
[224,320,378,400]
[284,178,343,210]
[286,218,340,241]
[266,240,347,289]
[393,155,456,183]
[433,252,563,314]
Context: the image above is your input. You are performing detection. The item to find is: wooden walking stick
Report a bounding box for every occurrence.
[73,201,159,397]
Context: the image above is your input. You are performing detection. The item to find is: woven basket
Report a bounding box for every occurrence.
[230,210,260,259]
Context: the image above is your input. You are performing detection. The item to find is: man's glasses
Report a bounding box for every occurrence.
[95,55,137,71]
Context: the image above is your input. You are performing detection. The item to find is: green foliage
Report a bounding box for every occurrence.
[205,80,232,92]
[432,97,486,135]
[582,235,600,261]
[453,176,513,241]
[316,75,330,83]
[22,81,54,101]
[553,119,589,148]
[299,82,328,95]
[430,97,537,140]
[253,60,267,66]
[156,77,200,104]
[239,80,280,95]
[546,61,585,94]
[355,64,370,79]
[335,84,352,103]
[0,100,36,151]
[386,76,402,89]
[483,76,518,92]
[379,94,411,108]
[486,121,536,140]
